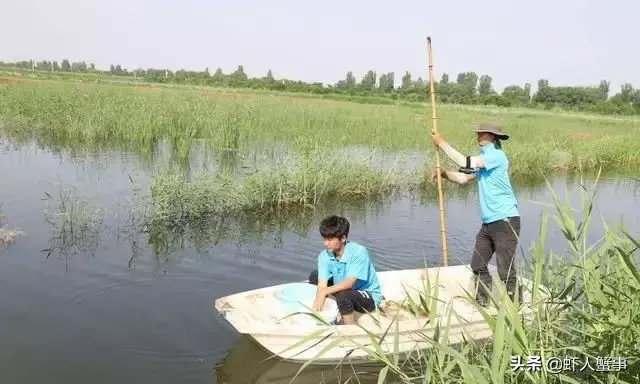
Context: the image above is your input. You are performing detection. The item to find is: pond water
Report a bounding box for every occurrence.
[0,139,638,384]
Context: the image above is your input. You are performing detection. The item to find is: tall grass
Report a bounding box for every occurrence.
[292,170,639,383]
[148,141,415,222]
[1,80,639,178]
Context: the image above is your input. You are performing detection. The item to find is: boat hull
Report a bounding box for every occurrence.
[214,264,546,364]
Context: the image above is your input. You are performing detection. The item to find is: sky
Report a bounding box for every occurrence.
[2,0,638,94]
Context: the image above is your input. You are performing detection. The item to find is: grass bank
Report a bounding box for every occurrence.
[1,79,639,179]
[293,172,640,383]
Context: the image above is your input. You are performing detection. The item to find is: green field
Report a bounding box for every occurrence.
[1,75,639,218]
[2,76,637,165]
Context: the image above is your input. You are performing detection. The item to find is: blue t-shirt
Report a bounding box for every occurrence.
[473,142,519,224]
[317,241,383,305]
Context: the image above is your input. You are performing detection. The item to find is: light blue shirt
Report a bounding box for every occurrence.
[473,142,519,224]
[317,241,383,305]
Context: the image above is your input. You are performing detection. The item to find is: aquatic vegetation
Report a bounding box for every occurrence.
[291,171,640,383]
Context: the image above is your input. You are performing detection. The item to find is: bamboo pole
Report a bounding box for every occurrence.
[426,36,448,267]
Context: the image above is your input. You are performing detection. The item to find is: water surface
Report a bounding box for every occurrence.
[0,140,638,383]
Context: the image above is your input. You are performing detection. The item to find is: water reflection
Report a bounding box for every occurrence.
[138,196,399,274]
[216,335,384,384]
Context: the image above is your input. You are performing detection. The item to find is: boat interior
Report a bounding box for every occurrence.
[215,264,539,336]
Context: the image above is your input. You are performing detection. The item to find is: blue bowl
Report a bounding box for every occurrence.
[279,283,318,312]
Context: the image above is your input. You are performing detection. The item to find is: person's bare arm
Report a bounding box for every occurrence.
[432,168,476,184]
[439,141,485,169]
[314,255,332,310]
[314,277,358,312]
[443,170,476,184]
[313,279,329,310]
[317,279,329,291]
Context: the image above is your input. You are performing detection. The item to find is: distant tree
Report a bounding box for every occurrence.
[378,72,394,93]
[265,69,275,85]
[478,75,494,97]
[610,83,634,105]
[4,54,640,116]
[413,77,426,95]
[455,72,478,103]
[524,83,531,101]
[599,80,610,100]
[400,71,412,92]
[502,85,530,105]
[532,79,551,104]
[212,67,224,82]
[336,71,357,91]
[437,73,456,102]
[61,59,71,72]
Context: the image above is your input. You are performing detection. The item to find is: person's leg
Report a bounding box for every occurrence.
[493,216,522,304]
[333,289,376,325]
[308,270,333,286]
[470,224,495,307]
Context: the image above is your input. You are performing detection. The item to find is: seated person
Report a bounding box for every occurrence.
[308,215,383,325]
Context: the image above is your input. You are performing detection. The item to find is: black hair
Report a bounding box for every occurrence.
[319,215,350,239]
[494,138,502,149]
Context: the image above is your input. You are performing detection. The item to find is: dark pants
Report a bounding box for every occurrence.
[471,216,521,304]
[308,270,376,315]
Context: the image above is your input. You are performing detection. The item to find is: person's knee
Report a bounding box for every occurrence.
[360,296,377,313]
[308,270,318,285]
[334,291,354,315]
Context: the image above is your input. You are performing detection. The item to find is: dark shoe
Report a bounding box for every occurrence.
[474,274,492,308]
[476,293,489,308]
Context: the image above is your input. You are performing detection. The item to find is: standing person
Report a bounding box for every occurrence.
[308,215,383,325]
[429,122,521,307]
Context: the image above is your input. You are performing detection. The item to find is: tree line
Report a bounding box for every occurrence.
[1,59,639,115]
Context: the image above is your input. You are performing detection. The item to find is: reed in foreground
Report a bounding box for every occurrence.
[290,171,640,384]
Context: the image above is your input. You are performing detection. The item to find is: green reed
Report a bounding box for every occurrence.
[1,79,639,179]
[148,142,416,223]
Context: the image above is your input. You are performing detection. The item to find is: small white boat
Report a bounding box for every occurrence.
[214,264,548,365]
